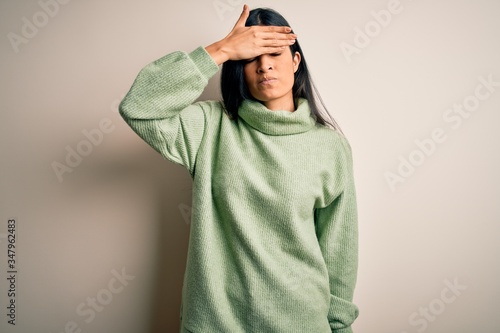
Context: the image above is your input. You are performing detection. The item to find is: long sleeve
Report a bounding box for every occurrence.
[119,46,220,174]
[314,138,359,333]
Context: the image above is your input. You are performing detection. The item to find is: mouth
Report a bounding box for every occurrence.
[258,77,277,85]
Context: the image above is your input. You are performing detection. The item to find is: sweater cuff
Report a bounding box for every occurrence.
[328,294,359,333]
[332,327,353,333]
[188,46,220,82]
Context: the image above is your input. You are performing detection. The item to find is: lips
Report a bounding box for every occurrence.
[258,77,277,85]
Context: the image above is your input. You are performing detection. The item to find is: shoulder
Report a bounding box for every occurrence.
[310,124,355,178]
[316,124,352,156]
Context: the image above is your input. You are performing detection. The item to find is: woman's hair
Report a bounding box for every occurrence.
[220,7,341,131]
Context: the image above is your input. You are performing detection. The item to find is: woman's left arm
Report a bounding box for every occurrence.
[314,137,359,333]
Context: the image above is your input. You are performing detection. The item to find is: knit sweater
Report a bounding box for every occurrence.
[119,46,359,333]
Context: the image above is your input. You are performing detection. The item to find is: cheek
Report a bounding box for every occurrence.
[280,59,296,82]
[285,67,296,87]
[243,65,254,84]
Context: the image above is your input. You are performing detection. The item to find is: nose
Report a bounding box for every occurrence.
[256,55,273,73]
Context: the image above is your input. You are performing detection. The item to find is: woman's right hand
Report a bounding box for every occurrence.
[205,4,297,65]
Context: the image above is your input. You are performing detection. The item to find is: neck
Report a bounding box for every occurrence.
[238,98,315,136]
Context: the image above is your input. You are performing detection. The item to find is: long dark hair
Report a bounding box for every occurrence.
[220,7,341,131]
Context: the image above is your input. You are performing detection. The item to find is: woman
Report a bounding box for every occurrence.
[120,5,359,333]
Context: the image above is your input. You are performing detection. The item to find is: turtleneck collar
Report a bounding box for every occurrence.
[238,98,316,135]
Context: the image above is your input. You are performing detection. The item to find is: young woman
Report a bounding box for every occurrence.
[120,5,359,333]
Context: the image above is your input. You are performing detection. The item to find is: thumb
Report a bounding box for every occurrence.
[233,4,249,29]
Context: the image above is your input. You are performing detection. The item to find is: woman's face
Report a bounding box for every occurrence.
[243,49,301,111]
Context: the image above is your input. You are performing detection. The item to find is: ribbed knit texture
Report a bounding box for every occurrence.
[119,46,359,333]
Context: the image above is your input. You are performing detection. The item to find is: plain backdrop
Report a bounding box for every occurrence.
[1,0,499,332]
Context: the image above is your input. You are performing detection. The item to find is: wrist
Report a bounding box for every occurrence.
[205,40,228,65]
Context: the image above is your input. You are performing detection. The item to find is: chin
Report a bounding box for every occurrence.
[254,94,281,103]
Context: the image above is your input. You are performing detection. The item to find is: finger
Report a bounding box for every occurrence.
[233,4,250,29]
[267,38,296,47]
[258,32,297,43]
[260,46,289,55]
[266,32,297,40]
[252,27,296,39]
[263,25,293,33]
[256,38,296,50]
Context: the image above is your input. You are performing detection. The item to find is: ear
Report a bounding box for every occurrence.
[292,51,301,73]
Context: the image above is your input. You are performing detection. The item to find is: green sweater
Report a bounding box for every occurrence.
[119,46,359,333]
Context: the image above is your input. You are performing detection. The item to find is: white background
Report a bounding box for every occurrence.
[1,0,499,332]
